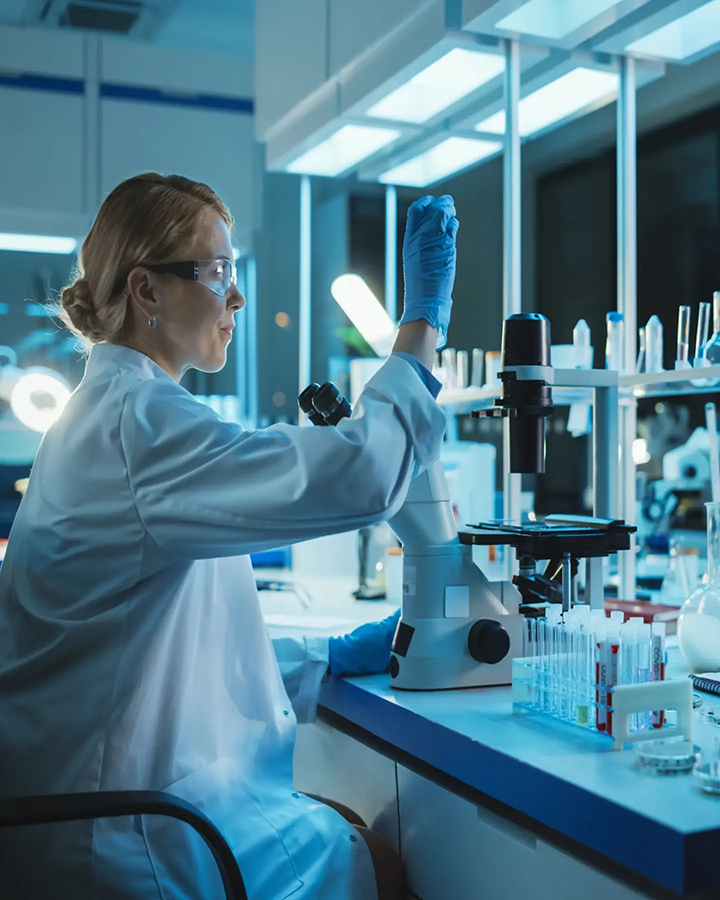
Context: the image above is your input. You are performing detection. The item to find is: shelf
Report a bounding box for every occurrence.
[439,368,720,412]
[621,366,720,399]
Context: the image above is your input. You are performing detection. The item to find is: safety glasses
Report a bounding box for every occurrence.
[144,258,238,298]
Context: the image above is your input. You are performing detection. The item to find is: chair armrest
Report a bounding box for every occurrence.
[0,789,247,900]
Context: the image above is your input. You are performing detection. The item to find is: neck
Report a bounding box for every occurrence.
[113,335,183,382]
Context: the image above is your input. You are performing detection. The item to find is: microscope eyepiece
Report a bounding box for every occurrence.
[313,382,352,426]
[298,383,328,426]
[298,382,352,426]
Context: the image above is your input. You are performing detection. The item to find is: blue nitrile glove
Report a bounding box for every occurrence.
[400,194,459,349]
[328,610,401,677]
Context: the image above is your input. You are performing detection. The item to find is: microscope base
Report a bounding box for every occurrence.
[390,614,524,691]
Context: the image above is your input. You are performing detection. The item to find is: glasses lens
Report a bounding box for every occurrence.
[199,259,236,296]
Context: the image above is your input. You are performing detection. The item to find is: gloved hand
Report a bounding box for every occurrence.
[328,609,401,677]
[400,194,459,349]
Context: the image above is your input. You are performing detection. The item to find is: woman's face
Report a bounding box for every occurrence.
[129,213,246,378]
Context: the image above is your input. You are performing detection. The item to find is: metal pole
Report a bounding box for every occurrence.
[385,184,398,321]
[593,384,619,519]
[617,57,637,600]
[245,256,258,429]
[299,175,312,422]
[503,39,522,531]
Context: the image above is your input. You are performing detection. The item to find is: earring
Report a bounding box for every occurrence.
[148,315,157,330]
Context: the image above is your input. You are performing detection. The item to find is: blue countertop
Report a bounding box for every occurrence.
[319,672,720,895]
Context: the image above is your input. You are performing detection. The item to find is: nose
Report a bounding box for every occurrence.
[227,285,246,312]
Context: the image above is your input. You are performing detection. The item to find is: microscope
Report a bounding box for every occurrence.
[301,313,634,691]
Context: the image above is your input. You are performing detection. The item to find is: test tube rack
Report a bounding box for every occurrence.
[512,657,693,751]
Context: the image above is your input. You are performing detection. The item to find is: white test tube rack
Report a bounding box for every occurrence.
[512,658,693,751]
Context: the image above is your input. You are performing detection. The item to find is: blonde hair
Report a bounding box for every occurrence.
[60,173,231,344]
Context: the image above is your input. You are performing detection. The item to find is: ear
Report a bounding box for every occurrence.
[126,267,159,321]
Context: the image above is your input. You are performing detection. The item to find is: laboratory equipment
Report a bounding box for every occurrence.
[635,739,700,773]
[706,402,720,503]
[695,301,712,366]
[675,306,691,370]
[573,319,592,369]
[645,315,664,373]
[636,326,646,374]
[512,612,691,750]
[442,348,457,388]
[678,502,720,671]
[456,350,469,389]
[605,312,624,372]
[300,312,636,691]
[702,292,720,370]
[694,758,720,794]
[471,348,484,387]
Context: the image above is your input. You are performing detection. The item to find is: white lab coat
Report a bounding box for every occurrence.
[0,344,445,900]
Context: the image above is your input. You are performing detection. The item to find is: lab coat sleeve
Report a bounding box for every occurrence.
[120,353,446,558]
[271,635,329,723]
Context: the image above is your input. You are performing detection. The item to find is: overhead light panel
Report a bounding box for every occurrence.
[495,0,621,40]
[475,67,618,137]
[366,48,505,124]
[331,275,396,357]
[0,233,77,254]
[286,124,400,177]
[379,137,501,188]
[627,0,720,61]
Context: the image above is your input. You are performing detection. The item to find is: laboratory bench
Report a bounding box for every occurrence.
[262,572,720,900]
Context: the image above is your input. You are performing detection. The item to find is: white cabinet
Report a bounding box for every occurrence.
[0,87,85,218]
[100,99,255,247]
[397,766,649,900]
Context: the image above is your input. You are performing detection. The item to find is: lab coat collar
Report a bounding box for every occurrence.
[83,344,175,384]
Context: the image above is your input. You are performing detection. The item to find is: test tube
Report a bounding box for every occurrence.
[456,350,469,389]
[441,348,457,389]
[645,315,664,373]
[636,326,646,374]
[695,302,712,367]
[675,306,691,370]
[605,312,624,372]
[651,622,666,729]
[470,349,484,387]
[603,625,620,736]
[573,319,591,369]
[637,623,652,731]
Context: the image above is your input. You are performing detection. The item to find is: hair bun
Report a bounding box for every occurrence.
[60,279,104,342]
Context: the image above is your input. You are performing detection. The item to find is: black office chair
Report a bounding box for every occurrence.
[0,789,247,899]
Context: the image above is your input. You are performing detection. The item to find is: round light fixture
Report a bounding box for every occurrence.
[10,370,71,433]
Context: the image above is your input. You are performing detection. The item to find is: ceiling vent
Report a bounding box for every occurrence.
[25,0,178,39]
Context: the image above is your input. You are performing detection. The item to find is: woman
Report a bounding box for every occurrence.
[0,173,457,899]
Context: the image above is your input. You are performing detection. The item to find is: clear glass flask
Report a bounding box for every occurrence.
[703,292,720,370]
[678,502,720,671]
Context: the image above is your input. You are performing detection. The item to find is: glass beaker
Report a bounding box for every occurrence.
[678,502,720,671]
[659,538,699,606]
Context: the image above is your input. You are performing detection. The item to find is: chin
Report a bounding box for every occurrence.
[196,350,228,374]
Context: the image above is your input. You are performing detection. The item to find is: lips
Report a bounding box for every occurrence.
[220,325,234,336]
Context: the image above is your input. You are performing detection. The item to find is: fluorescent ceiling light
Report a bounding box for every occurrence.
[496,0,621,40]
[331,274,396,356]
[475,67,618,137]
[627,0,720,60]
[367,48,505,124]
[0,233,77,254]
[286,124,400,177]
[379,137,501,188]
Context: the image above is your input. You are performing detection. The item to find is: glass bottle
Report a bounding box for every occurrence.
[678,502,720,671]
[703,292,720,370]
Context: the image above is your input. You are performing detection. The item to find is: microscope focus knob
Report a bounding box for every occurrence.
[467,619,510,665]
